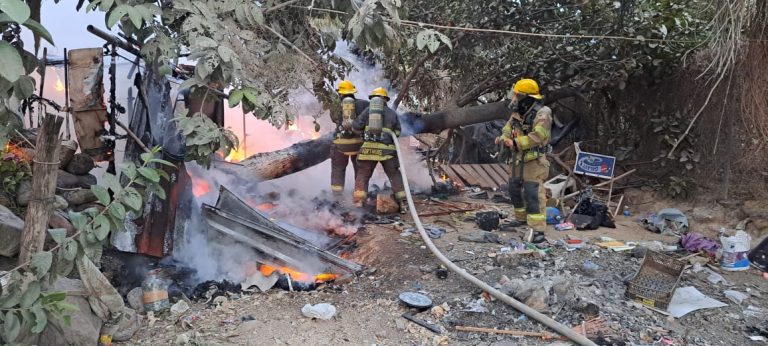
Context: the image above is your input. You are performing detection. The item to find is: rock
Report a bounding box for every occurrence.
[524,287,549,313]
[419,265,435,273]
[0,194,11,207]
[36,278,103,346]
[576,302,600,317]
[175,333,190,345]
[127,287,145,313]
[53,195,68,210]
[65,153,95,175]
[632,246,648,258]
[376,192,399,214]
[113,307,141,342]
[171,300,190,316]
[57,170,97,189]
[237,320,261,335]
[301,303,337,320]
[0,204,24,257]
[48,211,75,236]
[15,179,32,206]
[58,140,78,169]
[60,188,98,206]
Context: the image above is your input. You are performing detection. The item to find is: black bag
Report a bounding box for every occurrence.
[572,199,615,230]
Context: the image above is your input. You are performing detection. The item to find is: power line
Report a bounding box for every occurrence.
[289,5,701,44]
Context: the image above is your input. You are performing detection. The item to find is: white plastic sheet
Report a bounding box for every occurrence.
[666,286,727,318]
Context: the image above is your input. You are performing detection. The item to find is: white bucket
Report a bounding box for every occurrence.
[720,230,751,271]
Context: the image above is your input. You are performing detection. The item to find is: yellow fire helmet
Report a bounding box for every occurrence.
[513,78,543,100]
[368,87,390,101]
[337,80,357,95]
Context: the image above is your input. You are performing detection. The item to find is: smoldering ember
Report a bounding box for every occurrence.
[2,1,768,346]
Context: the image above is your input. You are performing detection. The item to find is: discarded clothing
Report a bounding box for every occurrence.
[681,232,719,256]
[642,208,689,234]
[572,199,615,230]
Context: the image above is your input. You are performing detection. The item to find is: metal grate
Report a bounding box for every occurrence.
[625,251,686,310]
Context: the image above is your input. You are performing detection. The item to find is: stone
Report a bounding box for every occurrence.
[113,307,141,342]
[59,188,98,206]
[376,192,399,214]
[49,211,75,235]
[127,287,145,313]
[0,204,24,257]
[15,179,32,206]
[57,170,97,189]
[58,139,78,169]
[53,195,68,210]
[524,287,549,313]
[36,278,103,346]
[64,153,95,175]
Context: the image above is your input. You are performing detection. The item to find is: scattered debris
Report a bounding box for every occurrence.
[240,270,278,292]
[723,290,749,304]
[642,208,689,234]
[475,211,500,231]
[681,232,720,256]
[402,312,441,334]
[458,230,502,244]
[463,298,489,313]
[170,300,190,316]
[301,303,337,320]
[625,251,686,309]
[666,286,727,318]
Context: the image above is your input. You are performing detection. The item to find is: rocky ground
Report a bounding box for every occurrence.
[124,190,768,345]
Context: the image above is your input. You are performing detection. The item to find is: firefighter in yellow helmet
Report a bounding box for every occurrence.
[329,80,369,197]
[351,87,408,213]
[495,78,553,229]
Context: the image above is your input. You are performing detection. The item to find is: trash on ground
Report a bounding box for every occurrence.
[399,292,433,309]
[597,239,636,252]
[681,232,719,256]
[546,207,561,225]
[642,208,689,234]
[463,298,489,313]
[666,286,727,318]
[705,269,727,285]
[170,300,190,316]
[240,270,278,292]
[555,222,574,231]
[723,290,749,304]
[475,211,500,231]
[458,230,502,244]
[720,230,751,271]
[301,303,337,320]
[625,251,686,310]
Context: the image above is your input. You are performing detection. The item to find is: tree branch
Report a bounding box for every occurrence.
[393,47,444,109]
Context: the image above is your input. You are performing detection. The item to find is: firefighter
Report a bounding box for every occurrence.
[351,87,407,213]
[495,78,552,229]
[329,80,369,197]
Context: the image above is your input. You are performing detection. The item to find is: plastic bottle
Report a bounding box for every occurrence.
[142,269,170,313]
[623,205,631,217]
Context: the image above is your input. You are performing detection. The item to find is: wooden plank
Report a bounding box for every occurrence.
[468,164,498,188]
[479,164,507,187]
[496,163,512,176]
[450,165,482,187]
[490,164,511,179]
[461,165,495,188]
[440,165,465,186]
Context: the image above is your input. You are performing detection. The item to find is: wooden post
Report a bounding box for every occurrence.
[18,114,64,265]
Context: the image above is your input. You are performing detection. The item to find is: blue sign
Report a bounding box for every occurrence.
[574,152,616,179]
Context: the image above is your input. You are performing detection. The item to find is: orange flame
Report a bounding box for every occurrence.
[259,264,338,284]
[224,147,247,162]
[187,168,211,197]
[54,77,65,92]
[3,143,31,161]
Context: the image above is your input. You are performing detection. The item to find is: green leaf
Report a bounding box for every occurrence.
[140,152,153,163]
[416,30,428,50]
[250,7,264,25]
[243,89,259,105]
[101,172,122,194]
[30,305,47,334]
[68,211,87,230]
[149,158,175,167]
[47,228,67,245]
[21,18,54,45]
[153,185,166,200]
[228,89,244,108]
[91,185,111,205]
[0,284,22,308]
[93,214,111,241]
[107,5,131,28]
[0,0,31,24]
[109,201,126,220]
[158,64,172,76]
[86,0,101,12]
[41,292,67,305]
[0,41,24,83]
[127,7,143,28]
[138,167,160,182]
[122,186,142,211]
[62,239,78,261]
[99,0,114,11]
[31,252,53,279]
[4,311,20,342]
[120,162,137,180]
[20,281,41,308]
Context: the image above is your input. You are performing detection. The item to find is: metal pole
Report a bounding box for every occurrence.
[63,48,71,138]
[107,44,118,174]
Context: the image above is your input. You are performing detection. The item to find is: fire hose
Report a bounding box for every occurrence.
[388,132,597,346]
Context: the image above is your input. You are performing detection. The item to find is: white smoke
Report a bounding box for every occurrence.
[172,42,434,282]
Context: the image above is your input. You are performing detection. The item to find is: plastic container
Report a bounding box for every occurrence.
[720,230,751,271]
[142,269,170,313]
[623,205,631,217]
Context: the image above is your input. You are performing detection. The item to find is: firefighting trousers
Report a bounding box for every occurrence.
[353,158,406,202]
[508,156,550,228]
[330,145,358,195]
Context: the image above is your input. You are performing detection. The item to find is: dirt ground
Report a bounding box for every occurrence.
[128,191,768,346]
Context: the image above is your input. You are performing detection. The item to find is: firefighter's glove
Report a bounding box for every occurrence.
[503,138,515,150]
